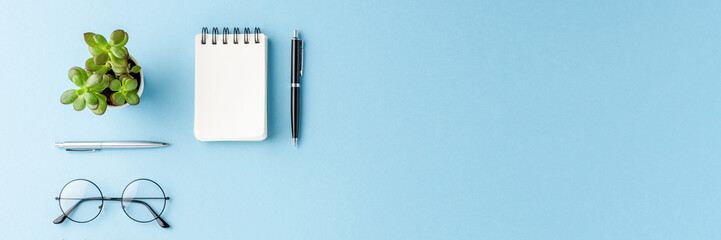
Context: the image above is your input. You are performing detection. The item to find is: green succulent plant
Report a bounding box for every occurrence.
[60,29,142,115]
[85,30,129,74]
[109,75,140,105]
[60,67,110,115]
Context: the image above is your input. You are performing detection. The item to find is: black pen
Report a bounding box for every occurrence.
[291,30,303,147]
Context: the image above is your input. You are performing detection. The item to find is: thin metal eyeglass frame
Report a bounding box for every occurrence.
[53,179,170,228]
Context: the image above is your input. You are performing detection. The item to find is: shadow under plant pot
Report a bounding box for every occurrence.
[103,55,144,109]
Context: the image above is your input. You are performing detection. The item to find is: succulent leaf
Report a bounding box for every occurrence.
[91,99,107,115]
[88,46,104,56]
[85,93,99,110]
[86,73,102,89]
[92,75,109,92]
[111,92,126,105]
[111,64,126,74]
[60,90,78,104]
[93,34,108,46]
[95,92,107,102]
[126,91,140,105]
[110,54,127,67]
[124,77,138,91]
[68,67,83,80]
[91,93,108,115]
[117,31,128,47]
[73,96,86,111]
[85,58,100,71]
[109,30,126,45]
[85,58,108,75]
[120,75,129,84]
[71,75,84,87]
[68,67,86,87]
[109,79,121,91]
[110,46,126,58]
[97,66,109,75]
[129,65,141,73]
[84,33,100,48]
[94,53,109,65]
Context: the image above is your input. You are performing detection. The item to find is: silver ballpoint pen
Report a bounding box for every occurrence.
[54,141,170,152]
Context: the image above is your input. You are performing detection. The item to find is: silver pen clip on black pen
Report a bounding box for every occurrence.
[291,30,303,147]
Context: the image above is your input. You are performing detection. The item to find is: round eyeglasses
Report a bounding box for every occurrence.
[53,178,170,228]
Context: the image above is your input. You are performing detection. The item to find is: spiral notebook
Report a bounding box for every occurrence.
[194,27,268,141]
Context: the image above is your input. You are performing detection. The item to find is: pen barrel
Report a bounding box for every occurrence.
[291,87,299,139]
[56,142,101,149]
[291,39,302,83]
[101,142,165,148]
[291,38,302,140]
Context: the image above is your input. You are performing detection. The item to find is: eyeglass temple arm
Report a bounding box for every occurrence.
[131,198,170,228]
[53,197,103,224]
[53,197,170,228]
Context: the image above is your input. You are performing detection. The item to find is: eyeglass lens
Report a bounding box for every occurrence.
[58,179,103,223]
[121,179,167,222]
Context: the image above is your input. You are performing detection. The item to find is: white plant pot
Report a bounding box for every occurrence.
[108,55,143,109]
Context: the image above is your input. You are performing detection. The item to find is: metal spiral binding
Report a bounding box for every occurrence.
[201,27,262,45]
[201,27,208,44]
[222,28,229,44]
[211,27,219,44]
[254,27,261,43]
[244,27,250,44]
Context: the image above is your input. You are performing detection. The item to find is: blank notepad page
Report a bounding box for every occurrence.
[194,33,267,141]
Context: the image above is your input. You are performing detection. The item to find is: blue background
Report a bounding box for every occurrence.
[1,0,720,239]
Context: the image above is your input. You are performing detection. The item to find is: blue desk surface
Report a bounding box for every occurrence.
[2,0,720,239]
